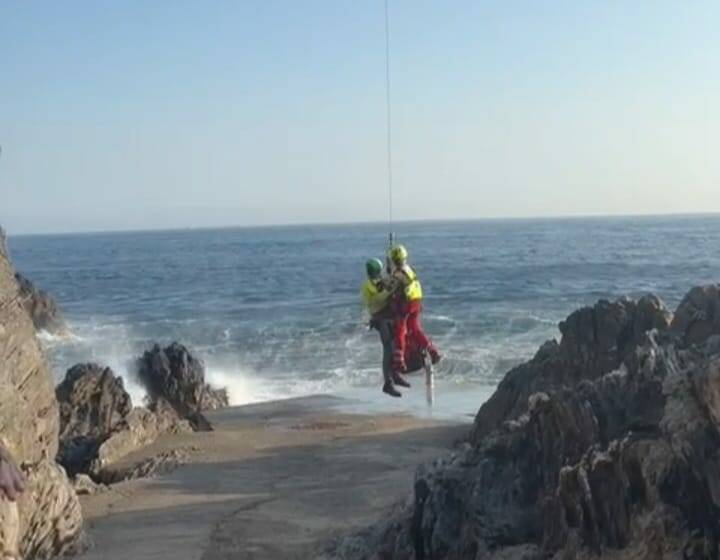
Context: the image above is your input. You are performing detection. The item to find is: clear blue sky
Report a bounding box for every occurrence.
[2,1,718,234]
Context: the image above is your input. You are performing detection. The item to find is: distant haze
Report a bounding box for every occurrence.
[2,1,719,234]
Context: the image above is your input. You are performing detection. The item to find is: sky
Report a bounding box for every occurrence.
[1,1,719,234]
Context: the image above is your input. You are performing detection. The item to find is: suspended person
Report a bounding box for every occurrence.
[387,244,441,374]
[360,258,411,398]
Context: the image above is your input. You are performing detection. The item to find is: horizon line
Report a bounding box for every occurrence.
[7,210,720,238]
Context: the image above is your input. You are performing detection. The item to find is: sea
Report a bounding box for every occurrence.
[7,216,720,420]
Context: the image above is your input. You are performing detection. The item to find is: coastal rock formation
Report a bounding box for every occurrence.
[57,363,133,442]
[471,295,672,442]
[0,228,83,558]
[56,363,192,478]
[328,286,720,560]
[671,284,720,346]
[98,447,194,484]
[72,474,106,496]
[91,402,191,475]
[137,342,229,430]
[14,272,68,335]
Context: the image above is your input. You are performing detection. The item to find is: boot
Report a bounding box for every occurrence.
[392,373,411,388]
[428,347,442,365]
[383,382,402,398]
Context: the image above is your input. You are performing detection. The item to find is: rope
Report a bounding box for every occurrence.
[384,0,394,247]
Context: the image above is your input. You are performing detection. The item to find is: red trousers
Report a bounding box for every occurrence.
[393,300,431,366]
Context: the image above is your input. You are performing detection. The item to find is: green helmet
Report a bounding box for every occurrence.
[388,244,408,264]
[365,258,383,278]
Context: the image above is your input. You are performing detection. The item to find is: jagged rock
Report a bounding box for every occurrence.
[55,363,191,478]
[16,460,84,559]
[98,447,194,484]
[56,363,135,476]
[137,342,228,430]
[56,363,133,441]
[328,288,720,560]
[72,474,106,496]
[472,295,672,442]
[14,272,68,335]
[0,228,83,558]
[91,405,191,476]
[671,284,720,346]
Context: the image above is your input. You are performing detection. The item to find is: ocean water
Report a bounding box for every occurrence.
[8,216,720,420]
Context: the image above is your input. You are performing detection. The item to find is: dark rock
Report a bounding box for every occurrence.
[328,287,720,560]
[14,272,68,334]
[56,363,132,441]
[55,363,191,478]
[56,363,134,476]
[137,342,229,431]
[671,284,720,346]
[472,295,672,443]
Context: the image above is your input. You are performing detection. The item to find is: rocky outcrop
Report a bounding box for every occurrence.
[328,287,720,560]
[471,295,672,442]
[72,474,107,496]
[671,284,720,346]
[57,363,133,442]
[91,402,191,475]
[97,447,195,484]
[14,272,67,335]
[0,228,83,558]
[137,343,229,431]
[56,363,191,478]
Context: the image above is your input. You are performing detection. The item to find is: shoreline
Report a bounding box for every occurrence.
[77,395,469,560]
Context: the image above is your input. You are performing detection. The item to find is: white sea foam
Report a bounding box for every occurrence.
[205,367,272,406]
[37,329,83,344]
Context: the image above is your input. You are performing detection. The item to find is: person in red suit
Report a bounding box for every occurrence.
[387,244,441,373]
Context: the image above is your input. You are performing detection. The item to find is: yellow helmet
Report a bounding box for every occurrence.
[389,244,408,264]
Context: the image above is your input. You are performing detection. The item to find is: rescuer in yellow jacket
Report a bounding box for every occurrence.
[360,258,410,397]
[388,244,441,373]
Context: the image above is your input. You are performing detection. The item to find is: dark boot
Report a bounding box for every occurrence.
[383,382,402,398]
[392,373,411,388]
[428,347,442,365]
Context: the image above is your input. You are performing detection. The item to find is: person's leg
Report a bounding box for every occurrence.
[390,323,411,389]
[406,301,441,364]
[376,320,401,397]
[378,321,393,385]
[406,302,430,348]
[392,308,409,372]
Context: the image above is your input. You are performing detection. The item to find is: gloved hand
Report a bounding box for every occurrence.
[0,444,25,501]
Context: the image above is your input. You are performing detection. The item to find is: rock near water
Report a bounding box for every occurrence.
[471,294,672,443]
[328,285,720,560]
[55,343,228,480]
[57,363,132,442]
[14,272,67,335]
[137,342,229,431]
[0,227,83,559]
[56,363,192,479]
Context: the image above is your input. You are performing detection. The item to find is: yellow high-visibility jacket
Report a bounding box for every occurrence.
[360,279,391,316]
[393,265,423,302]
